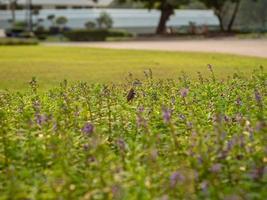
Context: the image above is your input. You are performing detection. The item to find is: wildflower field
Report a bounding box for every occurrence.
[0,66,266,200]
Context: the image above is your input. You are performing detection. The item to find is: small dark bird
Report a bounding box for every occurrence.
[127,88,135,102]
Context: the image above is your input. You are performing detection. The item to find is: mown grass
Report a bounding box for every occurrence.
[0,68,266,199]
[0,46,266,90]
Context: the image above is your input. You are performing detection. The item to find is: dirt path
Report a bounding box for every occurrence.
[45,39,267,58]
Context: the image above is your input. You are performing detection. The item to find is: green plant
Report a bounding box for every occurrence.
[0,68,266,199]
[47,14,56,27]
[64,29,132,41]
[55,16,68,29]
[84,21,96,29]
[0,38,38,46]
[97,12,113,29]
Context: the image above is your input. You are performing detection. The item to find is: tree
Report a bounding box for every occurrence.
[119,0,189,34]
[198,0,244,32]
[56,16,68,30]
[97,12,113,29]
[7,0,17,24]
[47,14,55,27]
[238,0,267,31]
[253,0,267,29]
[182,0,206,9]
[155,0,190,34]
[32,8,40,28]
[85,21,96,29]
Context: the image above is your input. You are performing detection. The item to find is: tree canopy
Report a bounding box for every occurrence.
[118,0,189,34]
[199,0,245,32]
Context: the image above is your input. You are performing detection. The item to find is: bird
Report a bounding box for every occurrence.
[127,88,135,102]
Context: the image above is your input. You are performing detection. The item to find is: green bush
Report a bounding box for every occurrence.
[84,21,96,29]
[64,29,132,41]
[0,38,38,46]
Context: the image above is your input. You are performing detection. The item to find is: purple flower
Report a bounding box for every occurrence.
[236,97,242,106]
[210,163,222,173]
[180,88,189,98]
[194,171,199,181]
[33,100,41,111]
[250,166,265,180]
[200,180,208,192]
[254,89,262,104]
[53,122,58,131]
[197,155,203,165]
[227,139,235,151]
[111,185,122,199]
[117,138,126,152]
[136,107,147,128]
[170,171,185,188]
[187,121,193,129]
[162,107,172,124]
[224,115,230,123]
[137,106,145,113]
[82,122,94,135]
[136,115,147,128]
[35,114,47,126]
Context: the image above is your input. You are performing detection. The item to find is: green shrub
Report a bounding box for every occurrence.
[84,21,96,29]
[0,38,38,46]
[64,29,132,41]
[34,26,48,40]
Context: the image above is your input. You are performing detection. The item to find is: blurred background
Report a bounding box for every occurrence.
[0,0,266,41]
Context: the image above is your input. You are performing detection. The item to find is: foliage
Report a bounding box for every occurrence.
[97,12,114,29]
[64,29,132,41]
[181,0,206,9]
[0,38,38,46]
[109,0,145,8]
[198,0,246,32]
[6,0,18,24]
[4,21,33,38]
[47,14,56,27]
[55,16,68,28]
[118,0,189,34]
[237,0,267,31]
[12,21,28,29]
[0,67,266,199]
[5,29,34,39]
[34,26,47,40]
[84,21,97,30]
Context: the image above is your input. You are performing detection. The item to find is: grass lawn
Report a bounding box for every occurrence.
[0,46,266,90]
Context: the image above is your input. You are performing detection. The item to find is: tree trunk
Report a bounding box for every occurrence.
[215,10,225,32]
[227,0,241,32]
[27,0,33,32]
[9,0,16,24]
[156,1,174,34]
